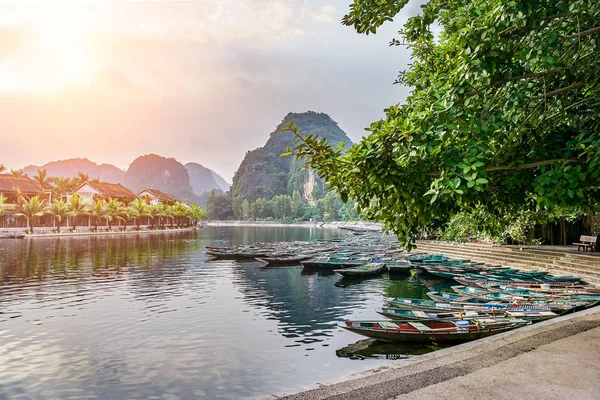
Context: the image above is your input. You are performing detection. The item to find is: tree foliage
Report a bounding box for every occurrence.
[286,0,600,248]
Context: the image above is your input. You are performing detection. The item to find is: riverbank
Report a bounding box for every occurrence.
[0,226,200,239]
[259,306,600,400]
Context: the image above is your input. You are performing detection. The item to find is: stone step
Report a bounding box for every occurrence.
[550,259,600,274]
[417,241,600,266]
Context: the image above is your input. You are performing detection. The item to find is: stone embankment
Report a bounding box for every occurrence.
[416,240,600,286]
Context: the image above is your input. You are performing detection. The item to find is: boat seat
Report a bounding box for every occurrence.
[408,322,433,331]
[413,311,430,318]
[379,321,399,330]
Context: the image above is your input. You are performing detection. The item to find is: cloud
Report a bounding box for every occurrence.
[312,5,335,23]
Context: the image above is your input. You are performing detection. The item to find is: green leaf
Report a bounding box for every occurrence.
[476,178,489,184]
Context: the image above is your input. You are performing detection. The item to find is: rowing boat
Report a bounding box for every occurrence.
[334,263,387,277]
[376,307,557,322]
[340,318,529,343]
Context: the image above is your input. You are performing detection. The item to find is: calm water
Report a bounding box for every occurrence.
[0,226,444,400]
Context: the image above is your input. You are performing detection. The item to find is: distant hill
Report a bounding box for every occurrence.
[20,155,229,205]
[123,154,199,204]
[23,158,125,182]
[230,111,352,203]
[185,162,230,199]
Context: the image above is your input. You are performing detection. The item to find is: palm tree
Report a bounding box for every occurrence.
[0,195,6,216]
[16,196,46,234]
[10,169,23,176]
[146,202,163,229]
[67,194,90,231]
[45,199,68,232]
[89,200,108,232]
[33,168,51,190]
[187,205,205,227]
[104,197,124,231]
[162,204,175,228]
[120,207,138,232]
[172,202,187,227]
[76,172,89,184]
[0,164,5,174]
[128,198,149,230]
[52,176,72,199]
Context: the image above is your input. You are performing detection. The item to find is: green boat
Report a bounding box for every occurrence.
[334,263,386,277]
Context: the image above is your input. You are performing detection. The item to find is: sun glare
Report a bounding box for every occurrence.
[57,50,89,84]
[29,6,96,90]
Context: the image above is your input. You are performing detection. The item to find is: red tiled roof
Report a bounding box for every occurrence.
[72,181,136,199]
[0,174,41,193]
[138,188,177,202]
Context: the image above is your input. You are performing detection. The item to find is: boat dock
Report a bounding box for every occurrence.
[260,306,600,400]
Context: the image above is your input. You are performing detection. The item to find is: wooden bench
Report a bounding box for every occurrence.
[573,235,597,252]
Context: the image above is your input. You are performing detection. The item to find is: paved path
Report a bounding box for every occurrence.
[261,307,600,400]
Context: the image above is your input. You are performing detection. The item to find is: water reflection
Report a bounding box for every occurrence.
[336,338,445,360]
[0,227,444,399]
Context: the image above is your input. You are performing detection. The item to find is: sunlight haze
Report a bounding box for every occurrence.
[0,0,420,179]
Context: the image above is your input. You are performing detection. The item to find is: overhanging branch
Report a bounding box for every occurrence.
[427,159,581,176]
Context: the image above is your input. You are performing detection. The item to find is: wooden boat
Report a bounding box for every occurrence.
[334,263,386,277]
[385,297,553,312]
[454,276,585,289]
[376,307,557,322]
[387,260,413,273]
[301,258,367,269]
[255,255,312,266]
[426,291,483,305]
[340,318,529,343]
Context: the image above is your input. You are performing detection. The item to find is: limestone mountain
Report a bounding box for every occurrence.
[231,111,352,203]
[123,154,199,203]
[23,158,126,182]
[185,162,230,198]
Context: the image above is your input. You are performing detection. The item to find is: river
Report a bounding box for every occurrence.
[0,226,444,399]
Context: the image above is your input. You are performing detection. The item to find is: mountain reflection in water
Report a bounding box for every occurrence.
[0,226,445,399]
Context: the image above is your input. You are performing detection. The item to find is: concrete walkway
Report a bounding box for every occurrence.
[263,307,600,400]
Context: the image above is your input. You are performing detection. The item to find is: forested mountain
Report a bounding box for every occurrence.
[230,111,352,203]
[23,158,125,182]
[185,162,230,199]
[123,154,199,203]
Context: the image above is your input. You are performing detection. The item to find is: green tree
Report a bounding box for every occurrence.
[323,191,344,221]
[66,194,89,231]
[286,0,600,248]
[16,196,46,234]
[270,195,292,220]
[89,200,108,231]
[104,198,125,230]
[251,198,267,220]
[187,204,206,226]
[291,190,306,219]
[241,199,251,220]
[232,195,244,220]
[45,199,68,232]
[0,195,6,216]
[128,198,149,230]
[52,176,73,198]
[206,191,234,220]
[33,168,51,191]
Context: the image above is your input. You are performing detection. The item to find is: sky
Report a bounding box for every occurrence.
[0,0,423,181]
